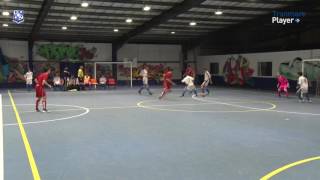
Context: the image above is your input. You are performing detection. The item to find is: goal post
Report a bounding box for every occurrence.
[302,59,320,96]
[93,62,133,88]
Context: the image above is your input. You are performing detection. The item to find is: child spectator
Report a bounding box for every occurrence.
[84,74,91,90]
[24,68,33,92]
[53,73,62,91]
[99,75,107,90]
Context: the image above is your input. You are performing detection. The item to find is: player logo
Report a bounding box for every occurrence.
[12,10,24,24]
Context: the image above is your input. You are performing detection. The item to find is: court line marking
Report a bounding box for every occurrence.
[4,104,90,127]
[194,97,320,116]
[193,97,276,111]
[260,156,320,180]
[8,91,41,180]
[137,99,276,113]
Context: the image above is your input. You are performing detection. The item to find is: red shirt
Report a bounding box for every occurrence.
[163,70,173,86]
[185,67,194,76]
[36,72,49,87]
[164,71,173,81]
[277,75,288,87]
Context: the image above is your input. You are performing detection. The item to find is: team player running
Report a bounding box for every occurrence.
[159,67,175,99]
[277,72,289,98]
[138,64,153,95]
[199,68,213,97]
[180,74,197,97]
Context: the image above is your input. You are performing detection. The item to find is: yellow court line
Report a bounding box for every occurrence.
[8,91,41,180]
[260,156,320,180]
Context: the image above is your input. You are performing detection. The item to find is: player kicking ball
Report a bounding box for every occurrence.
[180,75,197,97]
[199,68,212,97]
[35,68,52,112]
[277,72,289,98]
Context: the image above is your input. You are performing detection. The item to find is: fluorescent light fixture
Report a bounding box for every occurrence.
[70,15,78,20]
[81,2,89,7]
[114,28,119,32]
[189,21,197,26]
[62,26,67,30]
[215,10,223,15]
[2,23,8,27]
[143,5,151,11]
[2,11,9,16]
[126,18,133,23]
[171,31,175,34]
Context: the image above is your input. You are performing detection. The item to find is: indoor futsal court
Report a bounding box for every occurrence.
[1,0,320,180]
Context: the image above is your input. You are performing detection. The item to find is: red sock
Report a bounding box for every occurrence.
[36,99,40,110]
[285,91,288,97]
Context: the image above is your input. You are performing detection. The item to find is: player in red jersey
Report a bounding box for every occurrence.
[277,72,289,98]
[35,68,52,112]
[159,67,175,99]
[184,64,194,77]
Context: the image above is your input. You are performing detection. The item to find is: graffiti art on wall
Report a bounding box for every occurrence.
[0,48,27,83]
[223,55,254,86]
[37,44,97,61]
[279,57,320,81]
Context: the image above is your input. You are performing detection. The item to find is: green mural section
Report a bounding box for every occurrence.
[36,44,97,61]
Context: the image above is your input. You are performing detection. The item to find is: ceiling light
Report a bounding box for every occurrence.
[114,28,119,32]
[81,2,89,7]
[70,15,78,20]
[189,21,197,26]
[171,31,175,34]
[2,11,9,16]
[126,18,133,23]
[215,10,223,15]
[2,23,8,27]
[62,26,67,30]
[143,5,151,11]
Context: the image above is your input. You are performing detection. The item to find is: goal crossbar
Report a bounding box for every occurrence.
[302,59,320,75]
[302,59,320,96]
[93,62,133,88]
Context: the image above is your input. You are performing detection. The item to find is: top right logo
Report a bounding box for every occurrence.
[272,11,305,25]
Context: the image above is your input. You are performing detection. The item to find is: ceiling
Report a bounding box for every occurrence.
[0,0,314,46]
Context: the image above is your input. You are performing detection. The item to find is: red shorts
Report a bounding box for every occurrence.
[163,82,171,90]
[36,85,46,98]
[278,86,288,92]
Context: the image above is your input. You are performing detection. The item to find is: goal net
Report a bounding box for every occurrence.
[302,59,320,96]
[92,62,133,88]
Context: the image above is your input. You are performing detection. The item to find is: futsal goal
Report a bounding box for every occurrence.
[302,59,320,96]
[93,62,133,88]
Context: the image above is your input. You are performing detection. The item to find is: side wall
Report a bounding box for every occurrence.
[196,49,320,90]
[0,40,182,85]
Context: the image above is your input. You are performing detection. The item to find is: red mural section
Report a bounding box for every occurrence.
[223,55,254,86]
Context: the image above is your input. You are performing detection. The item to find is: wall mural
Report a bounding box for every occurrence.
[36,44,97,61]
[279,57,320,81]
[222,55,254,86]
[1,47,61,83]
[0,48,27,83]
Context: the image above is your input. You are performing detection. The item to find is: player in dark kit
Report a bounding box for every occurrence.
[35,68,52,112]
